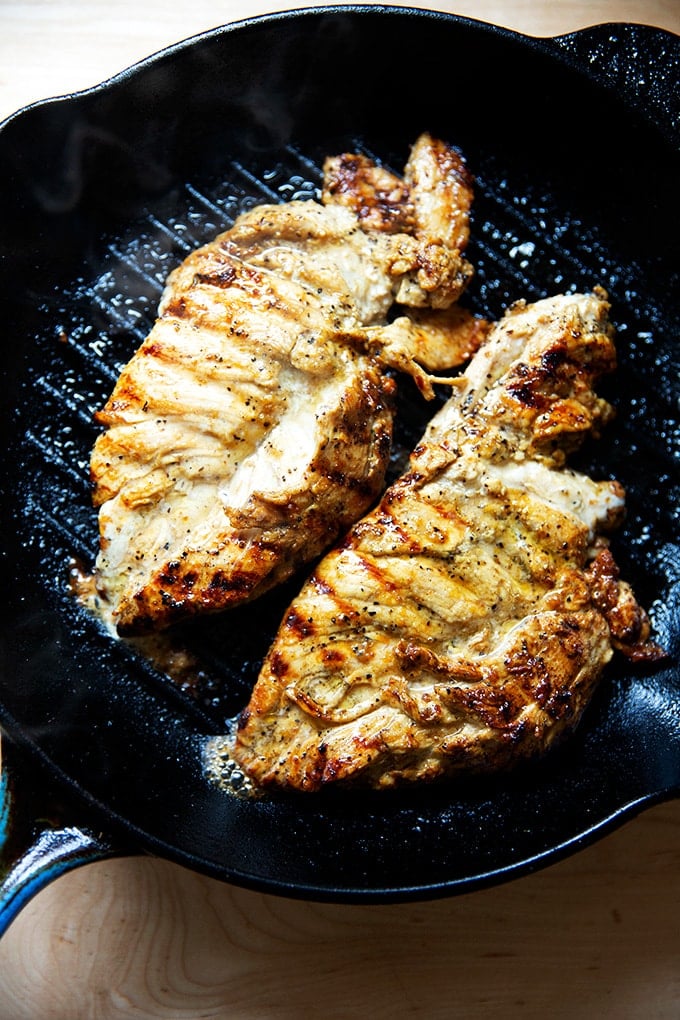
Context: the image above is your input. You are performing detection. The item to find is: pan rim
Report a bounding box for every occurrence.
[4,4,675,130]
[1,5,678,904]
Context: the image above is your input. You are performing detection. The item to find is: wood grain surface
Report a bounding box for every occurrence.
[1,2,679,1018]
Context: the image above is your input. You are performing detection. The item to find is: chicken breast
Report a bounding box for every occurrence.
[232,289,664,791]
[91,134,482,635]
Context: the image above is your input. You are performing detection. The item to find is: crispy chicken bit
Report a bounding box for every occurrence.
[233,289,664,791]
[91,134,479,635]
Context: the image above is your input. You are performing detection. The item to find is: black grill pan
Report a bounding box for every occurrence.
[0,7,678,930]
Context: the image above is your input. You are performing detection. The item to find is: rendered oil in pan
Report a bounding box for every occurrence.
[14,137,679,737]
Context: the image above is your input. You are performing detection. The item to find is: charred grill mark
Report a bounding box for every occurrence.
[141,341,165,358]
[269,650,289,679]
[158,561,181,585]
[158,564,198,592]
[193,266,239,288]
[308,572,363,630]
[208,569,257,594]
[505,363,549,409]
[163,296,188,318]
[540,343,569,376]
[349,548,400,593]
[284,607,316,639]
[321,646,346,666]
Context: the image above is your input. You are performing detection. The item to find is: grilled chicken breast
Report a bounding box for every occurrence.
[91,134,482,635]
[233,289,663,791]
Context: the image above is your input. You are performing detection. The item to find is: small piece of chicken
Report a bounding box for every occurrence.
[91,134,481,635]
[233,289,664,791]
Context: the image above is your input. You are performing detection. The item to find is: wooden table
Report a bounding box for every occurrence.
[1,2,679,1017]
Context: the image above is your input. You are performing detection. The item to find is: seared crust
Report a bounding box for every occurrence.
[91,135,479,634]
[233,290,664,791]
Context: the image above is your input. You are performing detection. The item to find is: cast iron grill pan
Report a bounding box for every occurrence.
[0,8,679,901]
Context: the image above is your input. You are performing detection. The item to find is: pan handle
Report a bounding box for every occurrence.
[0,733,125,938]
[549,22,680,150]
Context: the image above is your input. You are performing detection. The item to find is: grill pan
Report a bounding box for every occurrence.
[0,6,678,930]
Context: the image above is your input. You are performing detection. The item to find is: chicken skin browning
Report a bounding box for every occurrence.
[91,134,482,635]
[233,290,664,791]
